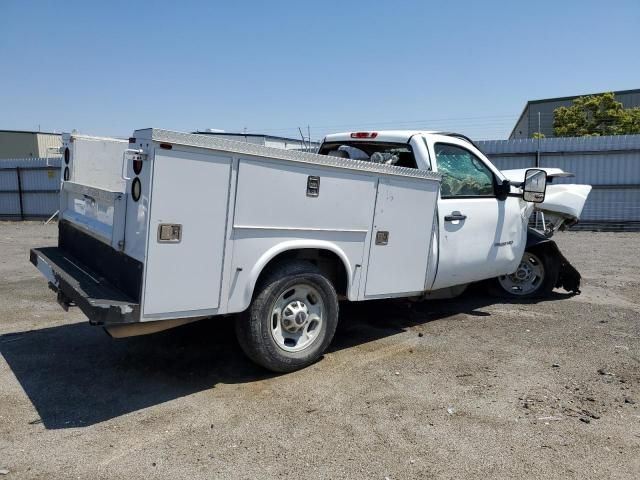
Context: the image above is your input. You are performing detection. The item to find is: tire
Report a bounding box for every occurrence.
[491,248,560,299]
[235,260,339,373]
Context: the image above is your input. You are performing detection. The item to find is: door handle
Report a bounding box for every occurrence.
[444,211,467,222]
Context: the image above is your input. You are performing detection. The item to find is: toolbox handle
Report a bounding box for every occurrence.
[121,149,146,181]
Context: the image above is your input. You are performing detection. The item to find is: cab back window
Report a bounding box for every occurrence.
[319,142,418,169]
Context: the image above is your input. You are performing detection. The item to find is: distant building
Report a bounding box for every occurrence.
[193,130,319,151]
[0,130,62,159]
[510,88,640,139]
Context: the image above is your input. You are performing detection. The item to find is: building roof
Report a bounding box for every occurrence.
[0,129,61,136]
[509,88,640,139]
[524,88,640,106]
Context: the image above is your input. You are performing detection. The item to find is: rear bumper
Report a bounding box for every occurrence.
[30,247,140,325]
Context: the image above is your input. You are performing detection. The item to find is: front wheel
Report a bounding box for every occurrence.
[235,261,339,373]
[493,250,559,298]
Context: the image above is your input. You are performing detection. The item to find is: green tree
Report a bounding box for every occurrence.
[531,132,545,139]
[553,92,640,137]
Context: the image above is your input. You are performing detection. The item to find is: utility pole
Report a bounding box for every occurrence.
[536,111,541,168]
[298,127,307,151]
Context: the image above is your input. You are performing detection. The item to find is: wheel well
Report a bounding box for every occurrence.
[256,249,349,296]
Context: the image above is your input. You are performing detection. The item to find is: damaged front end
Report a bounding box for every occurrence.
[498,168,591,297]
[525,229,582,295]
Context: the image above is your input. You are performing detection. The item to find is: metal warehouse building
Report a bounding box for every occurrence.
[478,134,640,229]
[0,130,62,159]
[510,88,640,140]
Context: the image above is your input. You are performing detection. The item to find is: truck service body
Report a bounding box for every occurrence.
[31,129,590,371]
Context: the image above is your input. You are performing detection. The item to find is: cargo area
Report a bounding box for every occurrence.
[46,130,441,325]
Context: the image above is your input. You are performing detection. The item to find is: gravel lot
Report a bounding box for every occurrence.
[1,222,639,479]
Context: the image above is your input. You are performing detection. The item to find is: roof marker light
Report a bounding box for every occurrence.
[350,132,378,139]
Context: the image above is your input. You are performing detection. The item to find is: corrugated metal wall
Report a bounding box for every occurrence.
[0,158,61,219]
[2,136,639,227]
[477,135,640,229]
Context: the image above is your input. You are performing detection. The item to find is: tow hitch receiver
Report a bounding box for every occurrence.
[56,290,75,311]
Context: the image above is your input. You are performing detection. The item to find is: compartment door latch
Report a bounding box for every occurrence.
[158,224,182,243]
[306,176,320,197]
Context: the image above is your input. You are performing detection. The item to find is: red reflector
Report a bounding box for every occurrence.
[350,132,378,139]
[160,143,173,150]
[133,159,143,175]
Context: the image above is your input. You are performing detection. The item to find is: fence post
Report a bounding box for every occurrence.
[16,167,24,220]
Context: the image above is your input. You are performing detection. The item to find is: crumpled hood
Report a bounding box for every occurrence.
[501,168,575,183]
[537,184,592,220]
[502,168,592,221]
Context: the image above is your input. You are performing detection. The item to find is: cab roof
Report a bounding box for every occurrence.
[323,130,442,144]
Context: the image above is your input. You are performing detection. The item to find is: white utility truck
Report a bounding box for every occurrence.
[31,129,590,372]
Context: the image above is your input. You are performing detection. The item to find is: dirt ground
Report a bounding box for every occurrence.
[0,222,639,479]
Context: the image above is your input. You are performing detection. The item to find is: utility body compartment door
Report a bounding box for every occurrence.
[364,176,439,297]
[143,149,231,317]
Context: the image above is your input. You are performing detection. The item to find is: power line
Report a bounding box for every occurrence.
[235,114,519,134]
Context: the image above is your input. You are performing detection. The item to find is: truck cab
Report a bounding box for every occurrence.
[318,131,587,297]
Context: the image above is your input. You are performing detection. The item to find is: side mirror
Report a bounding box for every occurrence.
[523,169,547,203]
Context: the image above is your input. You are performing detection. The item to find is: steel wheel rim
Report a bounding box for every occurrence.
[498,252,545,296]
[270,283,324,352]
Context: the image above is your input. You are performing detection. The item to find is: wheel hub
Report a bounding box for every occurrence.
[497,252,545,296]
[282,301,310,332]
[270,284,325,352]
[514,263,533,281]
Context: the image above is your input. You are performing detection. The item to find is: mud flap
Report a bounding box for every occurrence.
[526,228,581,295]
[553,247,581,295]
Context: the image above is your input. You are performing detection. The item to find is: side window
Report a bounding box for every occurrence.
[434,143,495,197]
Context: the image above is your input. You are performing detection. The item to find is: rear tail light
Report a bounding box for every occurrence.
[350,132,378,139]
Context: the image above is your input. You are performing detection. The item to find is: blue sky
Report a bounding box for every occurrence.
[1,0,639,140]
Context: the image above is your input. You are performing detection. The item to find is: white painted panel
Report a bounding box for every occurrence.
[365,177,439,296]
[234,159,376,232]
[70,136,129,191]
[227,229,367,313]
[143,149,231,316]
[432,196,527,290]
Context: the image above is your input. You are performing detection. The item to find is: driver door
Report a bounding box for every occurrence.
[428,139,525,290]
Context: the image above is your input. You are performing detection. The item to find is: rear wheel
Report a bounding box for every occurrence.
[493,250,559,298]
[236,261,339,372]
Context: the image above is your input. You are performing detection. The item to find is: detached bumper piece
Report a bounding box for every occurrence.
[30,247,139,325]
